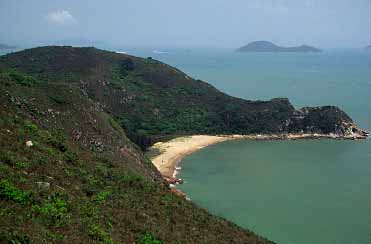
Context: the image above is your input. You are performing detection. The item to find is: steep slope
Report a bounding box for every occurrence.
[237,41,322,53]
[0,54,271,243]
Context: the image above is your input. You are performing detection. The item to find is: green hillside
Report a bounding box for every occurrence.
[0,46,361,243]
[0,46,358,149]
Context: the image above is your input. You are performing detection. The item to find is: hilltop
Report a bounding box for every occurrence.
[237,41,322,53]
[0,46,366,243]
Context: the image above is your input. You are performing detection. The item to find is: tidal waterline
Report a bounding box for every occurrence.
[177,139,371,244]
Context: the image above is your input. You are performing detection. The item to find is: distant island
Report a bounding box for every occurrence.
[237,41,322,53]
[0,43,16,50]
[365,45,371,50]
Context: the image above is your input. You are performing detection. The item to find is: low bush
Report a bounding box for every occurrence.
[33,194,70,227]
[8,70,38,87]
[0,179,31,205]
[138,233,165,244]
[88,223,118,244]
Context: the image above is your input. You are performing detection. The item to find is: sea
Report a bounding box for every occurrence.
[3,47,371,244]
[126,47,371,244]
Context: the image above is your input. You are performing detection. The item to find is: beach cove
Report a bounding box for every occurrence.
[148,131,368,183]
[140,48,371,244]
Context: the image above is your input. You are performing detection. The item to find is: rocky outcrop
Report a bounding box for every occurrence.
[288,106,368,139]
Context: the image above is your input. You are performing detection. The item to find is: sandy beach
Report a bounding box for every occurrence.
[149,132,368,181]
[150,135,234,179]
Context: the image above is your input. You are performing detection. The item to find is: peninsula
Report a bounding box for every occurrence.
[0,46,367,244]
[237,41,322,53]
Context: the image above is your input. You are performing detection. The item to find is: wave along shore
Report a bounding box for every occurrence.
[149,132,369,181]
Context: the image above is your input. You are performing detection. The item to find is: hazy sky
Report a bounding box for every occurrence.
[1,0,370,48]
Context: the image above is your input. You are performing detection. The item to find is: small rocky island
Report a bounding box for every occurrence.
[237,41,322,53]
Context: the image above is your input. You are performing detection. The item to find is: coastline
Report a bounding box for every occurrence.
[149,132,369,183]
[149,135,232,179]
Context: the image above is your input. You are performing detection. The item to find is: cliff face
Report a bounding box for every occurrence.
[0,46,365,243]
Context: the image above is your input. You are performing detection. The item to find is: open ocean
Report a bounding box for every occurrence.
[127,48,371,244]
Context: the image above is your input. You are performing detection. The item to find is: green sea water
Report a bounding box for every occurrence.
[132,48,371,244]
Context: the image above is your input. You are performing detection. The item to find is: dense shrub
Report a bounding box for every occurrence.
[138,234,165,244]
[0,180,31,205]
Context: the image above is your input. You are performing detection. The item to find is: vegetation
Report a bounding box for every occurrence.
[138,233,165,244]
[0,180,32,205]
[0,46,353,243]
[0,46,277,243]
[3,46,351,148]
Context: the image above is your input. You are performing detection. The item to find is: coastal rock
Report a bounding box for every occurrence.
[166,177,184,185]
[171,188,186,198]
[287,106,367,138]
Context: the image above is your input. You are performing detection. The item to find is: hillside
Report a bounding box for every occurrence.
[0,47,273,243]
[0,46,366,243]
[237,41,322,53]
[0,46,362,149]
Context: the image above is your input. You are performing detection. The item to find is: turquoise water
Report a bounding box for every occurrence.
[131,48,371,244]
[4,47,371,243]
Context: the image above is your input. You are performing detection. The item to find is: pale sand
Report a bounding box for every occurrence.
[149,132,367,180]
[150,135,234,179]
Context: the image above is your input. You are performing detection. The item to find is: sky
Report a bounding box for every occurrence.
[0,0,370,48]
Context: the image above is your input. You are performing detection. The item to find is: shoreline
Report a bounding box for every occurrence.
[149,132,368,182]
[149,135,233,179]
